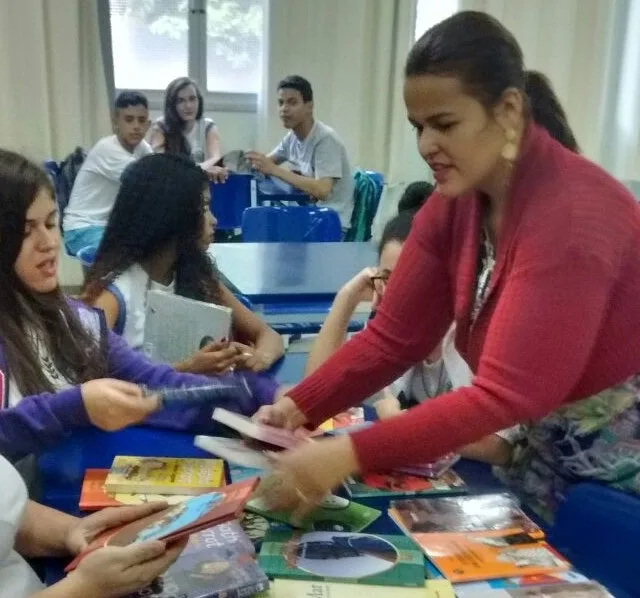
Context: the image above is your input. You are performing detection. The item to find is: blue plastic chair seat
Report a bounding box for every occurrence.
[242,205,342,242]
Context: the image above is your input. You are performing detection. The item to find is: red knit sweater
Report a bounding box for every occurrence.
[289,125,640,474]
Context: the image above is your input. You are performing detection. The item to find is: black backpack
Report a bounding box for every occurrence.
[56,147,86,221]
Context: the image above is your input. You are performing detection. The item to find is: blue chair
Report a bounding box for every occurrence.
[364,170,384,203]
[76,245,98,269]
[548,483,640,598]
[241,205,342,242]
[255,175,310,206]
[210,173,253,231]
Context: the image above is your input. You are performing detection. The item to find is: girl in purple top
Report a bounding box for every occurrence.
[0,149,277,463]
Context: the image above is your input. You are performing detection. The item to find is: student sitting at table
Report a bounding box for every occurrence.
[305,208,513,465]
[0,149,277,464]
[82,153,284,375]
[62,91,153,256]
[0,453,186,598]
[246,76,355,236]
[146,77,228,184]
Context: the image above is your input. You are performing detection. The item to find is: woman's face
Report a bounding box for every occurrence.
[14,189,60,293]
[200,186,217,249]
[175,84,200,123]
[404,74,518,198]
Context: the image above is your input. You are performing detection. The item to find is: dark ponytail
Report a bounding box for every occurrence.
[406,11,579,152]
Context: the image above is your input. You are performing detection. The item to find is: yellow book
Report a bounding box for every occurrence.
[258,579,454,597]
[104,456,224,495]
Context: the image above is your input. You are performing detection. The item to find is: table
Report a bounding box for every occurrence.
[208,242,378,304]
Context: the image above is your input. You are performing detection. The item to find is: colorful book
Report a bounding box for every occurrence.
[400,527,570,583]
[212,408,300,449]
[246,493,381,532]
[126,520,269,598]
[344,469,467,499]
[258,530,426,587]
[453,570,592,597]
[465,582,613,597]
[262,578,455,597]
[195,436,273,470]
[394,453,460,478]
[317,408,366,434]
[80,469,199,511]
[104,456,225,496]
[229,464,266,484]
[66,478,259,572]
[389,493,543,535]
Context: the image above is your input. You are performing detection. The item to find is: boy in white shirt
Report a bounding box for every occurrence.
[63,91,152,256]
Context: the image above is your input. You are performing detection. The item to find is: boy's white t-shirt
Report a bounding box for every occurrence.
[63,135,152,231]
[0,456,44,597]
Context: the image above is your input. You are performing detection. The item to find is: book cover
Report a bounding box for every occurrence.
[258,530,426,588]
[263,578,455,597]
[317,408,366,434]
[104,456,225,496]
[125,520,269,598]
[408,528,570,583]
[344,469,467,499]
[246,493,381,532]
[465,582,613,597]
[66,478,259,571]
[80,469,200,511]
[212,408,300,449]
[453,570,591,597]
[229,464,266,484]
[389,493,543,536]
[393,453,460,479]
[195,436,273,470]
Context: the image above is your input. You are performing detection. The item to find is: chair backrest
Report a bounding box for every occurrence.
[210,173,253,231]
[346,170,383,242]
[76,245,98,268]
[241,205,342,242]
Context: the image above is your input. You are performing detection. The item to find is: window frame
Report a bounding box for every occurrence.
[111,0,261,113]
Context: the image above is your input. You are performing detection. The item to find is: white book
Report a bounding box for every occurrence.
[143,290,232,364]
[194,436,272,470]
[211,408,300,449]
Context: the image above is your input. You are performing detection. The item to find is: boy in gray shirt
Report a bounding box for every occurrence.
[246,76,354,233]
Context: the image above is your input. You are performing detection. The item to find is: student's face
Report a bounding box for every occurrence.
[200,186,217,249]
[14,189,60,294]
[278,88,312,129]
[114,105,150,151]
[373,240,403,299]
[175,84,200,123]
[404,74,522,198]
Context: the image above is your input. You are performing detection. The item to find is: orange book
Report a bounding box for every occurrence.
[410,528,570,583]
[79,469,217,511]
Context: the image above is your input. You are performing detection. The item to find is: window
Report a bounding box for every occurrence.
[109,0,264,110]
[415,0,459,40]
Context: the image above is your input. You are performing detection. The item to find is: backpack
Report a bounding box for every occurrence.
[56,147,86,221]
[345,169,380,242]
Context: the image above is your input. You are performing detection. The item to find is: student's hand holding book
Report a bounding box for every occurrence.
[176,339,240,374]
[81,379,159,432]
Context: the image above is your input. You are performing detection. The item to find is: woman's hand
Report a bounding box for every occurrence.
[176,340,239,374]
[252,395,308,430]
[337,267,378,306]
[374,391,402,419]
[81,380,159,432]
[230,342,272,372]
[66,538,187,598]
[64,503,168,555]
[254,435,359,522]
[201,164,229,184]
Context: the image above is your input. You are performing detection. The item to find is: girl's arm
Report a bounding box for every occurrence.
[91,289,120,330]
[145,123,166,153]
[200,124,223,170]
[219,284,284,369]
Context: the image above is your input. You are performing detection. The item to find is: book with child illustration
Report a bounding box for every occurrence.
[344,469,467,499]
[103,456,225,496]
[246,493,381,532]
[126,520,269,598]
[261,578,455,597]
[258,530,426,587]
[79,469,203,511]
[143,290,232,364]
[66,478,259,572]
[212,408,301,449]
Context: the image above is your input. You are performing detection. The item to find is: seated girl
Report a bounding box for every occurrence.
[83,153,284,375]
[147,77,227,183]
[306,209,513,465]
[0,149,277,464]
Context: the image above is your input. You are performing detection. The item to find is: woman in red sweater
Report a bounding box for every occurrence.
[256,11,640,521]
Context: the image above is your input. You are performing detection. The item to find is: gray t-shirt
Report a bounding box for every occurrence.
[270,121,354,228]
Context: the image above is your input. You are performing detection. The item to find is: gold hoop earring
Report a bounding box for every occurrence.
[501,128,517,161]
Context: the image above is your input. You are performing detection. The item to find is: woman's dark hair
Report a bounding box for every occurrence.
[397,181,435,213]
[0,149,107,396]
[83,153,221,304]
[162,77,204,156]
[406,11,579,152]
[379,210,416,258]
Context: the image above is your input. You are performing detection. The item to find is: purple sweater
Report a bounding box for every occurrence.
[0,301,278,462]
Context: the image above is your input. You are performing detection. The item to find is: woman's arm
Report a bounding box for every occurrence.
[200,124,223,170]
[218,284,284,369]
[145,123,166,153]
[15,501,77,557]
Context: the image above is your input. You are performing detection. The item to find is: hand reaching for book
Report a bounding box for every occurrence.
[252,395,308,431]
[175,340,240,374]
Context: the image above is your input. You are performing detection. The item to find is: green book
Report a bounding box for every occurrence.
[344,469,467,499]
[245,493,381,532]
[258,529,426,587]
